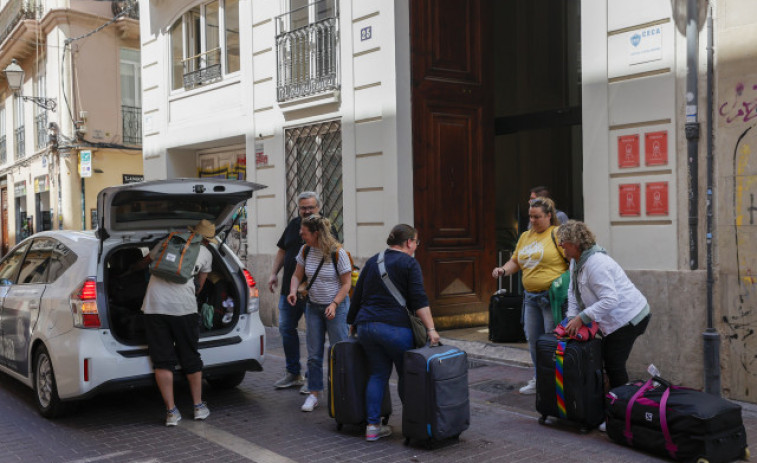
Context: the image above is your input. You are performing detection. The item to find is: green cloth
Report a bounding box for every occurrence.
[549,271,570,326]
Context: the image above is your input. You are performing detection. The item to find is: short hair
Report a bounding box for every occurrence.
[387,224,417,246]
[528,197,559,226]
[297,191,321,208]
[530,185,551,198]
[555,220,596,253]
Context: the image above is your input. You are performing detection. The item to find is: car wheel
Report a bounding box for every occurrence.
[34,346,68,418]
[207,371,246,390]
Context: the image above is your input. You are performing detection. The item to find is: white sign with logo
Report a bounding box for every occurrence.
[80,150,92,178]
[628,26,663,65]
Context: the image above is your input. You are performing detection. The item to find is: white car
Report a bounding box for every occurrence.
[0,178,267,417]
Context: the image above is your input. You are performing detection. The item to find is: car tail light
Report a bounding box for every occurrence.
[243,269,259,313]
[71,277,101,328]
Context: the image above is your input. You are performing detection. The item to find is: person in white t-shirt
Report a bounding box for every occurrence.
[287,215,351,412]
[138,219,214,426]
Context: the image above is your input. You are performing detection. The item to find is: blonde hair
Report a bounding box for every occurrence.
[529,197,559,226]
[302,215,340,260]
[555,220,597,253]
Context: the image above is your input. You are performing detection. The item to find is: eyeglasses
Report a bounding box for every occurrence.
[299,205,317,212]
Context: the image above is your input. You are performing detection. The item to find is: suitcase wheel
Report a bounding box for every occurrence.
[743,446,750,461]
[538,415,547,425]
[403,437,410,446]
[336,423,343,431]
[579,427,590,435]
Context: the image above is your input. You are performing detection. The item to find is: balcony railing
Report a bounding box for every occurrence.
[0,0,42,46]
[14,125,24,159]
[275,3,339,102]
[35,112,46,149]
[0,135,6,165]
[122,105,141,145]
[181,48,221,90]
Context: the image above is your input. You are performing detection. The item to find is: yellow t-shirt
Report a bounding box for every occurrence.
[513,225,568,292]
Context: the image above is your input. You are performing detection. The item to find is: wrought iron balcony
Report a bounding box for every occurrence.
[276,2,339,102]
[0,135,6,165]
[35,112,46,149]
[182,48,221,90]
[122,105,141,145]
[14,125,24,159]
[0,0,42,46]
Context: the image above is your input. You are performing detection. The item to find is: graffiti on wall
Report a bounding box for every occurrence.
[720,83,757,124]
[727,125,757,378]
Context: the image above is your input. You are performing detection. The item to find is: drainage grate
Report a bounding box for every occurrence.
[470,379,516,394]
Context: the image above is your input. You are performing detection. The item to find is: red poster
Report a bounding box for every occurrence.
[618,134,640,168]
[619,184,641,216]
[645,131,668,166]
[646,182,669,216]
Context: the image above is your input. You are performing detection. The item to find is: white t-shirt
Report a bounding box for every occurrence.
[141,242,213,316]
[295,246,351,305]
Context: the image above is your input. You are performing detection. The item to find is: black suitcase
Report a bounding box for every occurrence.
[488,291,526,342]
[328,337,391,430]
[535,333,605,432]
[402,344,470,447]
[606,377,749,463]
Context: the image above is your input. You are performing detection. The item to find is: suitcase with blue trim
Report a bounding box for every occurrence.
[402,344,470,447]
[535,333,605,433]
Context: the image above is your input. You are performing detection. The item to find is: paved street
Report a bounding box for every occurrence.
[0,327,751,463]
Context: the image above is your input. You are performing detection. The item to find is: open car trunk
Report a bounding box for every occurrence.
[104,242,243,346]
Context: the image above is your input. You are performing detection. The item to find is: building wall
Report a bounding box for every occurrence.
[0,3,142,249]
[581,0,715,390]
[716,0,757,401]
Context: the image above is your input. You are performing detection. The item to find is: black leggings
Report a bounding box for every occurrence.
[602,314,651,389]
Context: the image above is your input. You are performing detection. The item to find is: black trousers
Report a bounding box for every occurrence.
[602,314,651,389]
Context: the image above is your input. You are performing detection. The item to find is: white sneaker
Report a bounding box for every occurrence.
[598,421,607,432]
[519,378,537,395]
[165,408,182,426]
[301,394,319,412]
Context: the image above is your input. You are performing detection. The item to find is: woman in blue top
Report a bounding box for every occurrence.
[347,224,440,442]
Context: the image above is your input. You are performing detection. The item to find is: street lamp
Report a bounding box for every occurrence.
[4,59,57,112]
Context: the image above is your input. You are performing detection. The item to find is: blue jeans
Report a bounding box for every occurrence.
[357,322,413,425]
[523,290,554,376]
[279,295,306,375]
[305,298,349,392]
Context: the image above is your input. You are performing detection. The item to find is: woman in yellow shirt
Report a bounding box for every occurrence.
[492,197,568,394]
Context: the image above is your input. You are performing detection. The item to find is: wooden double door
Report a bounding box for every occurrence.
[411,0,495,328]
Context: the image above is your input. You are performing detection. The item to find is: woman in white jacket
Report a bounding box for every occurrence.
[556,221,651,389]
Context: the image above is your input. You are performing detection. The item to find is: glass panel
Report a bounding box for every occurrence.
[315,0,335,21]
[18,238,53,285]
[0,241,30,284]
[225,0,240,73]
[290,0,308,30]
[120,62,136,107]
[170,20,183,90]
[46,241,77,283]
[205,1,220,66]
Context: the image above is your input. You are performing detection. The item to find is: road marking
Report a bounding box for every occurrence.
[182,420,296,463]
[67,452,134,463]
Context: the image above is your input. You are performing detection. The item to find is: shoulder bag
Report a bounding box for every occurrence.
[377,250,428,348]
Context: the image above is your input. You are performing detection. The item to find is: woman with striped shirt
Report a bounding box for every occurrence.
[288,215,351,412]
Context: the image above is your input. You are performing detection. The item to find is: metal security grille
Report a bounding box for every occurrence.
[285,120,343,240]
[35,112,47,149]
